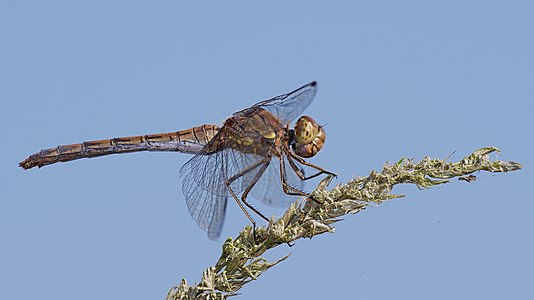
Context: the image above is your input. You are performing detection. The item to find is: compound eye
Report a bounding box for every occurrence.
[294,116,318,145]
[292,116,326,158]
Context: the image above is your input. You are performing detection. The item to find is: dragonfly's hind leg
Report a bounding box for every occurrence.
[237,158,296,247]
[236,160,271,223]
[225,157,272,240]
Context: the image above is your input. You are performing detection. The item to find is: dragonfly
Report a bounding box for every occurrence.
[20,81,335,240]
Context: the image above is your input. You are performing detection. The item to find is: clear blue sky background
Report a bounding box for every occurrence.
[1,1,532,299]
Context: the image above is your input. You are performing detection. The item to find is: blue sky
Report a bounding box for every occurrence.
[1,1,532,299]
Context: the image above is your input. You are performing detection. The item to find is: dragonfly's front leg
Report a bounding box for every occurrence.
[278,154,310,198]
[280,152,336,205]
[287,150,337,180]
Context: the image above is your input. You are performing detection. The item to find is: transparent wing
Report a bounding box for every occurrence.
[235,81,318,126]
[179,82,317,238]
[181,177,227,240]
[179,135,267,239]
[242,153,305,208]
[180,144,255,195]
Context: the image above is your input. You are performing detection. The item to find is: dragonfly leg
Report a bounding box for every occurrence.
[225,157,272,228]
[240,160,271,222]
[239,158,296,247]
[287,150,337,180]
[285,155,306,180]
[278,154,310,198]
[225,183,257,233]
[281,153,337,204]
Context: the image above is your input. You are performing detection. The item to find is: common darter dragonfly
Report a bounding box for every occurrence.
[20,81,335,240]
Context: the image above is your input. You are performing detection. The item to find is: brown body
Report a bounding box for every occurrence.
[19,107,286,170]
[19,81,334,240]
[19,125,219,170]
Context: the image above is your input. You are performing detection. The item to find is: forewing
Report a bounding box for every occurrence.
[236,81,317,125]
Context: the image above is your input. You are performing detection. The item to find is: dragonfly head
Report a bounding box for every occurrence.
[291,116,325,158]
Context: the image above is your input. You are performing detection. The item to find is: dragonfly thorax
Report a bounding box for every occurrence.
[291,115,325,158]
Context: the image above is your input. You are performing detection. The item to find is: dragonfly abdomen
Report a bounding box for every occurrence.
[19,125,219,170]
